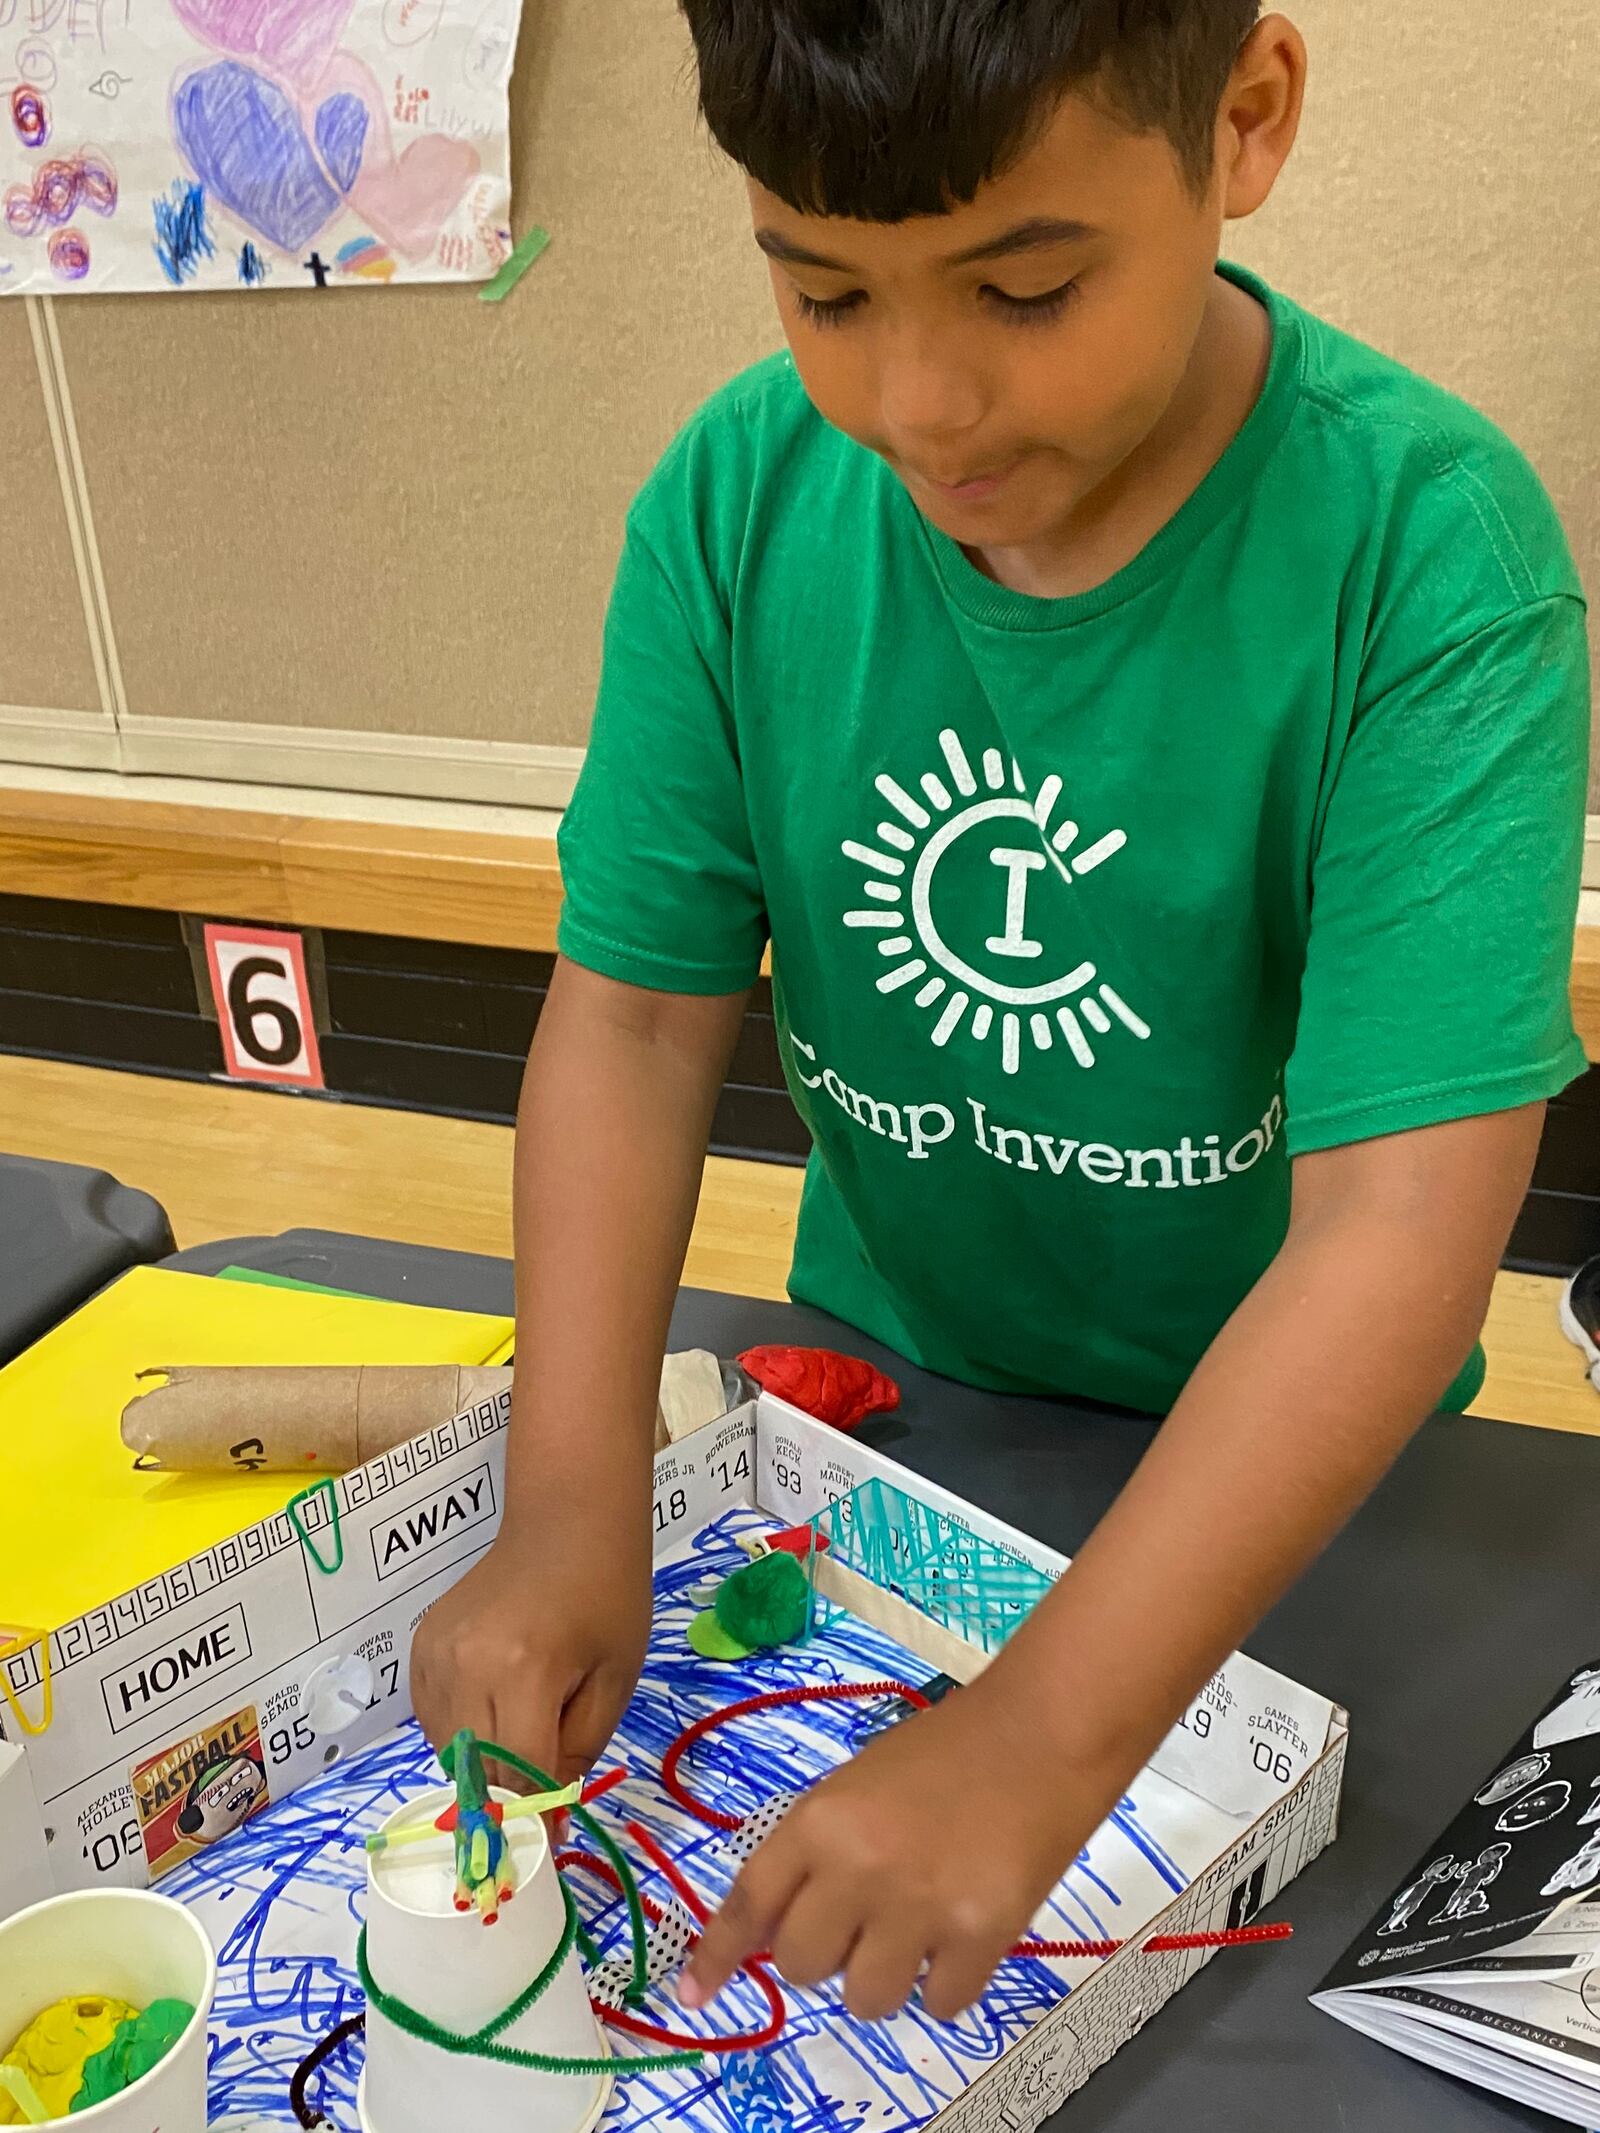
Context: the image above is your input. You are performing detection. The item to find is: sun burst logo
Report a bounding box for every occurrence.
[841,728,1152,1076]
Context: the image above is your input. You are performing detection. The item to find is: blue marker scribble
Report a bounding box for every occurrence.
[723,2051,795,2133]
[152,179,214,286]
[238,241,268,285]
[164,1510,1209,2133]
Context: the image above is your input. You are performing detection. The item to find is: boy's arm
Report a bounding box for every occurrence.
[506,954,750,1517]
[410,957,749,1782]
[683,1102,1543,2020]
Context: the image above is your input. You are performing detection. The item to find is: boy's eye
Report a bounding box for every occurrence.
[791,277,1083,331]
[983,277,1082,325]
[791,287,867,328]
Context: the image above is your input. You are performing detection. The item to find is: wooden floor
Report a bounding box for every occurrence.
[0,1053,804,1314]
[3,1052,1596,1438]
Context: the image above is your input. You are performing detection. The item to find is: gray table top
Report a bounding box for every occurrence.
[0,1152,175,1366]
[165,1227,1599,2130]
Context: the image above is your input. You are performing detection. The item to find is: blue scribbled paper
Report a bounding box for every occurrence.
[167,1511,1229,2133]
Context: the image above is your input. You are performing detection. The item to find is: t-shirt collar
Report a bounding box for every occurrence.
[912,259,1306,633]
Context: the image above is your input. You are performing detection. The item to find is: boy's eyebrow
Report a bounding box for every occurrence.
[753,216,1098,275]
[753,229,858,271]
[942,217,1099,267]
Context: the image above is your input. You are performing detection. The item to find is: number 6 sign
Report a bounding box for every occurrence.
[202,923,325,1089]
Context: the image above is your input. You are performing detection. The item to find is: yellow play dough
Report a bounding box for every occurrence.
[0,1996,138,2124]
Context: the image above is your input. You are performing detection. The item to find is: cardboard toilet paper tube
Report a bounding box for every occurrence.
[122,1365,515,1472]
[122,1352,744,1473]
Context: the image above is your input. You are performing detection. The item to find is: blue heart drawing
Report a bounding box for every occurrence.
[314,92,368,193]
[173,60,339,253]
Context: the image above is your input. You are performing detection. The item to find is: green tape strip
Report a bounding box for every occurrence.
[479,224,550,303]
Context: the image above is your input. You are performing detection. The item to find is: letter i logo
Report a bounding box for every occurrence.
[841,727,1153,1076]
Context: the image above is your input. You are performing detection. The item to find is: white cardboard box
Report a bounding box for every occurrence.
[1,1389,1345,2124]
[0,1740,52,1922]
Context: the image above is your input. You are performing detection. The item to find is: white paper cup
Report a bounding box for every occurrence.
[359,1787,611,2133]
[0,1888,215,2131]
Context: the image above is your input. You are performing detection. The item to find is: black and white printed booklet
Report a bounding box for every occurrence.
[1316,1664,1600,2123]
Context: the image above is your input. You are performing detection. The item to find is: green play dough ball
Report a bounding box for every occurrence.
[713,1548,810,1650]
[687,1609,753,1661]
[71,2001,193,2112]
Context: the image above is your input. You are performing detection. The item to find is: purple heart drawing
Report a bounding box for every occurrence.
[173,60,339,252]
[171,0,357,92]
[313,90,366,192]
[311,50,479,259]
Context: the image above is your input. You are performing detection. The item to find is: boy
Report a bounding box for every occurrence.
[413,3,1589,2024]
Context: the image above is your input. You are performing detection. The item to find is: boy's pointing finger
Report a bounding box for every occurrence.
[679,1843,808,2008]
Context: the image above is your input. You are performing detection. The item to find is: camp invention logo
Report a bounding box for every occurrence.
[841,726,1152,1078]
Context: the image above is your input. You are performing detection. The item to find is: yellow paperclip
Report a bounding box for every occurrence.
[0,1625,53,1738]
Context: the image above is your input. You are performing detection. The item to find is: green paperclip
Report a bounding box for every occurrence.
[287,1478,344,1576]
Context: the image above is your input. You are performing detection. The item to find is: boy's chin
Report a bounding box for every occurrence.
[910,481,1074,557]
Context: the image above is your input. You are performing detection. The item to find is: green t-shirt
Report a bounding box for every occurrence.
[559,262,1590,1414]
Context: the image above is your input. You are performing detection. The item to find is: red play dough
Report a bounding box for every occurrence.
[736,1345,901,1430]
[765,1523,830,1558]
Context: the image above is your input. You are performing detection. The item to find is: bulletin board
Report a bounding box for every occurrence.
[1,0,1596,807]
[1,0,783,799]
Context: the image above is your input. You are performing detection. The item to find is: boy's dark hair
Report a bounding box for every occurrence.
[680,0,1261,220]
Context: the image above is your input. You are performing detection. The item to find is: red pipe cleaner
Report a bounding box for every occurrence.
[1013,1922,1293,1959]
[662,1680,929,1830]
[580,1766,630,1807]
[626,1820,714,1924]
[558,1847,786,2053]
[659,1686,1290,1969]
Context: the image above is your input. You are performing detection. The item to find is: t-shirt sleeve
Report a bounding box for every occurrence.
[1286,591,1591,1154]
[557,509,768,996]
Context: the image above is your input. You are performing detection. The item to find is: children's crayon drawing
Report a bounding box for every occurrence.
[163,1509,1241,2133]
[0,0,522,295]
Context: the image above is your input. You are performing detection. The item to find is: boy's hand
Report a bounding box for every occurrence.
[680,1676,1119,2022]
[411,1486,653,1789]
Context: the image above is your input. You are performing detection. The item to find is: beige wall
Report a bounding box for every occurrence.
[3,0,1595,801]
[1231,0,1599,799]
[0,306,104,717]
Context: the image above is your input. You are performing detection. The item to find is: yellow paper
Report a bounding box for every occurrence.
[0,1268,513,1633]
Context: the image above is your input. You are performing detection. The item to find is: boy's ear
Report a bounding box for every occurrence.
[1217,13,1308,222]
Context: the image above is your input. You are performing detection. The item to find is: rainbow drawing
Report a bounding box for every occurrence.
[335,233,395,281]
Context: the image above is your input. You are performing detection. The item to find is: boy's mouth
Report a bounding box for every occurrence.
[909,458,1024,506]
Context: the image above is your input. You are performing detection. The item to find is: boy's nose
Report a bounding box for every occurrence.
[876,332,988,448]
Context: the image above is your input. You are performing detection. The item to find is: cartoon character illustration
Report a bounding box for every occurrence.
[1379,1857,1457,1936]
[1543,1827,1600,1899]
[1434,1843,1512,1922]
[1497,1780,1572,1833]
[1535,1668,1600,1752]
[174,1750,268,1844]
[1476,1754,1551,1808]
